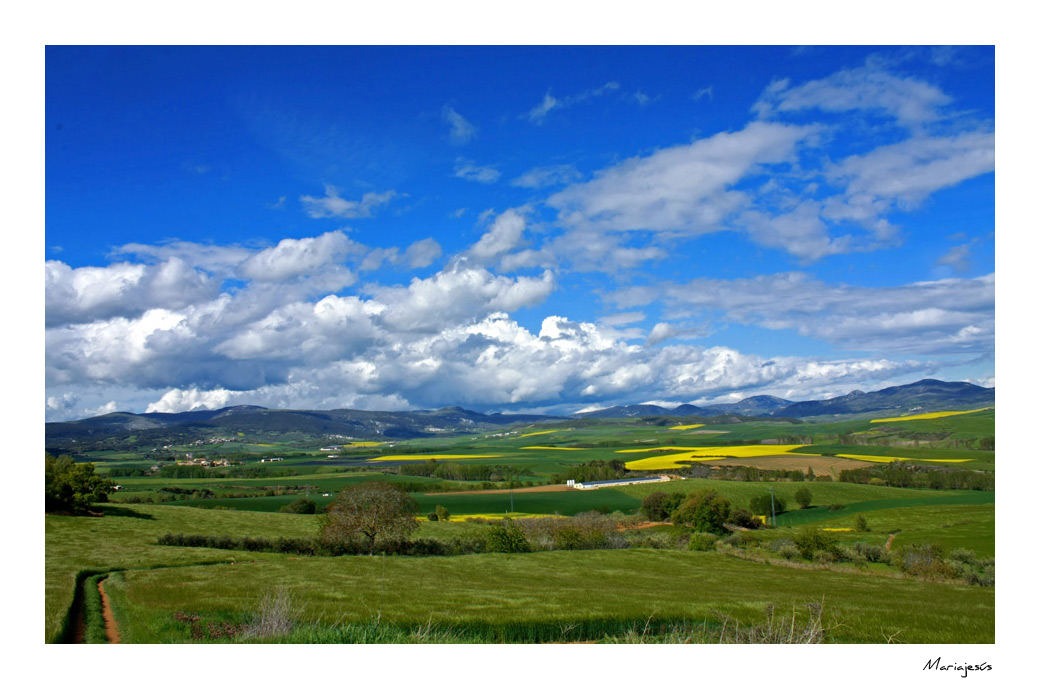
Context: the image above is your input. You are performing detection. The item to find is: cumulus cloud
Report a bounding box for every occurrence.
[46,257,219,327]
[238,230,363,282]
[466,209,528,263]
[300,185,398,219]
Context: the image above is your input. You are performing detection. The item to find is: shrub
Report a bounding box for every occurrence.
[688,532,718,551]
[854,514,869,532]
[828,503,845,511]
[794,487,812,509]
[427,512,439,521]
[280,498,317,514]
[792,528,839,560]
[893,543,956,580]
[485,521,531,553]
[722,530,761,547]
[435,505,451,522]
[729,509,760,529]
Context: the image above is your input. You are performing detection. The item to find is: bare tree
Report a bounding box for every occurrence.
[320,481,420,553]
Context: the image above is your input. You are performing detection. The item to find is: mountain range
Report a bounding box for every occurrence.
[45,379,993,453]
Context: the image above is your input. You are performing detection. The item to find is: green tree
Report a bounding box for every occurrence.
[435,504,451,522]
[671,490,731,534]
[45,453,113,513]
[794,487,813,509]
[319,481,419,554]
[749,492,786,517]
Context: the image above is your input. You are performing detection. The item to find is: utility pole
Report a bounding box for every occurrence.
[770,485,776,527]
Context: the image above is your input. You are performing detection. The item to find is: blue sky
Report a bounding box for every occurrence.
[44,45,995,421]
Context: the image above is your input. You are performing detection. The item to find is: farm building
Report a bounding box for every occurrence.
[571,476,671,490]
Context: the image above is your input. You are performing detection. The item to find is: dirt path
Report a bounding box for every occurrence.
[98,578,121,644]
[884,533,897,551]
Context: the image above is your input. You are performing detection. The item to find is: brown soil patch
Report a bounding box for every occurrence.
[619,521,671,532]
[430,484,575,496]
[700,454,871,476]
[98,578,121,644]
[885,533,897,551]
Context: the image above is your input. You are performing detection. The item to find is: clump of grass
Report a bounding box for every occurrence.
[242,589,298,639]
[608,601,834,644]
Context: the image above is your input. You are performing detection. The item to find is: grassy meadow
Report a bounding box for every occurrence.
[47,409,995,644]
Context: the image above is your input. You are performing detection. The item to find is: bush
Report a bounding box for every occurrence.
[729,509,760,529]
[794,487,813,509]
[435,505,451,522]
[427,512,439,521]
[687,532,718,551]
[485,521,531,553]
[828,503,845,512]
[722,531,761,547]
[853,514,869,532]
[893,543,956,580]
[792,528,839,560]
[280,498,317,514]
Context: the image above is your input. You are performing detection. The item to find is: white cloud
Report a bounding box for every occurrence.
[611,272,994,356]
[46,257,219,327]
[300,185,398,219]
[147,387,235,413]
[510,164,582,189]
[442,105,476,144]
[405,238,442,268]
[467,209,528,263]
[548,121,815,236]
[454,158,501,184]
[238,230,363,282]
[823,130,995,225]
[753,64,953,128]
[524,82,621,124]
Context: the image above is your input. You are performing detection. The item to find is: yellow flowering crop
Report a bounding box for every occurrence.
[869,408,991,423]
[668,424,705,430]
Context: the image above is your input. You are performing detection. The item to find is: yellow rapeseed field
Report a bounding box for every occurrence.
[869,408,991,423]
[621,444,808,470]
[519,430,559,437]
[668,424,704,430]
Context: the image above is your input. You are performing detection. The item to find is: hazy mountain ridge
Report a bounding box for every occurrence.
[46,379,994,453]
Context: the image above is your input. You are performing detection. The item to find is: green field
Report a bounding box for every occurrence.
[47,410,995,644]
[46,504,993,644]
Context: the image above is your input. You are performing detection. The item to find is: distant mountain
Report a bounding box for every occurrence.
[45,405,562,453]
[575,403,712,419]
[700,395,792,416]
[46,378,994,454]
[571,379,992,421]
[773,379,994,419]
